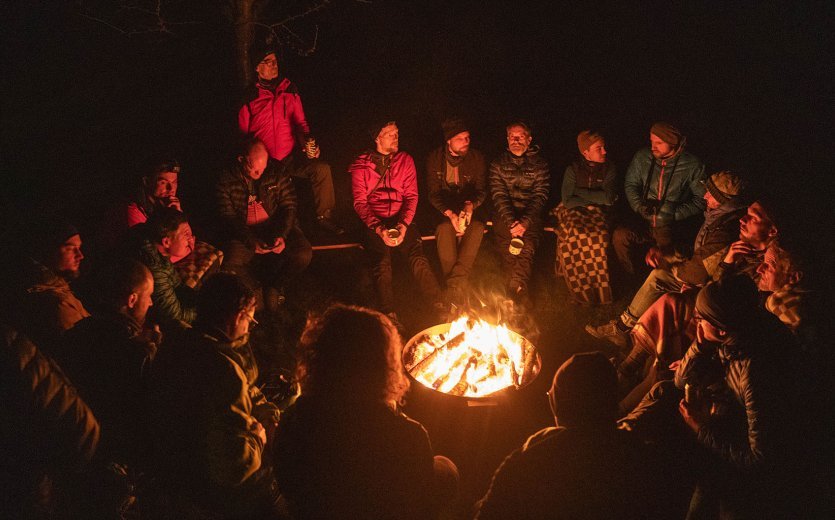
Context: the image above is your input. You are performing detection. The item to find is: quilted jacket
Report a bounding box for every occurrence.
[216,162,298,247]
[489,146,550,228]
[238,78,310,161]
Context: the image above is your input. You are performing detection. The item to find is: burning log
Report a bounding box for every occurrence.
[519,345,538,386]
[406,331,466,374]
[403,316,541,399]
[431,350,471,390]
[448,356,478,396]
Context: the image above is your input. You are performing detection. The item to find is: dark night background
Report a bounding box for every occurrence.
[2,0,833,515]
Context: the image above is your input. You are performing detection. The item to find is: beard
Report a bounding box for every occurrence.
[58,268,81,281]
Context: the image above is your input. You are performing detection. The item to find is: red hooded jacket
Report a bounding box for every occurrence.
[350,151,418,230]
[238,78,310,161]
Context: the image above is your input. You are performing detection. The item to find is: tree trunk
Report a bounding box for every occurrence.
[233,0,256,90]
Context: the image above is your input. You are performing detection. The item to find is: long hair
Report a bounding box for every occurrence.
[295,304,409,405]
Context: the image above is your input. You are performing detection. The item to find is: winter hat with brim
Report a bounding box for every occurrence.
[695,275,759,332]
[703,170,745,204]
[577,130,604,154]
[650,122,684,148]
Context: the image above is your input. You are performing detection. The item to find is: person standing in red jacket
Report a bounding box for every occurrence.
[350,121,444,321]
[238,44,343,235]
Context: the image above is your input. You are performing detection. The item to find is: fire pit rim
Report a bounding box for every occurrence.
[402,321,542,401]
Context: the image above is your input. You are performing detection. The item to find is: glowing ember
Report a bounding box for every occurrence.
[403,315,540,398]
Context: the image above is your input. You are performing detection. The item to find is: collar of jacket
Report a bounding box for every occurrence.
[196,325,250,349]
[257,76,291,95]
[24,258,71,293]
[506,144,541,159]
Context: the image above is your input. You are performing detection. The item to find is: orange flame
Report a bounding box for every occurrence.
[405,315,539,398]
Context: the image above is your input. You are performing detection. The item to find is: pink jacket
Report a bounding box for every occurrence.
[238,78,310,161]
[350,151,418,229]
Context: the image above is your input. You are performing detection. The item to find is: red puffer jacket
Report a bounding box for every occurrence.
[350,151,419,229]
[238,78,310,161]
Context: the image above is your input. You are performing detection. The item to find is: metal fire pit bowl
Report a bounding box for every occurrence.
[402,322,542,403]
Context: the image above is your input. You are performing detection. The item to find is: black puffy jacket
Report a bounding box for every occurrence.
[489,146,549,228]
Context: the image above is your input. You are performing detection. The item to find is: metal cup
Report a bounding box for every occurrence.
[304,137,318,159]
[386,228,402,245]
[509,237,524,255]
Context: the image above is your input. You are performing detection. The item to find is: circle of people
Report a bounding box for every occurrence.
[4,44,821,519]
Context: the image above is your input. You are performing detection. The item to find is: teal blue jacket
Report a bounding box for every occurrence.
[624,148,706,225]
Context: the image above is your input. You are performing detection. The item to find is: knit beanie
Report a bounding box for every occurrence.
[695,275,759,332]
[550,352,617,426]
[577,130,604,154]
[650,122,684,147]
[368,118,397,141]
[442,118,469,141]
[703,170,744,204]
[250,42,278,71]
[31,220,80,262]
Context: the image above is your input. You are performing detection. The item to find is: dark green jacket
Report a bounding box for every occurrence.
[624,148,706,225]
[136,236,197,325]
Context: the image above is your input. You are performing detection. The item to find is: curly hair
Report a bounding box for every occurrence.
[295,304,409,405]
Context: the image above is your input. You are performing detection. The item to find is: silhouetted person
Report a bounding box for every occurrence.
[476,352,673,519]
[148,273,280,518]
[275,304,459,519]
[0,326,100,518]
[56,259,158,470]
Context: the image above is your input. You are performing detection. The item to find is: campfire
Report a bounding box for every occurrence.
[403,315,541,399]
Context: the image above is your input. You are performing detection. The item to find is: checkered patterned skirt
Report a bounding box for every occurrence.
[553,204,613,305]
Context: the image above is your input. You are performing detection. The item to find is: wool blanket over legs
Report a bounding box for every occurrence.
[553,204,612,305]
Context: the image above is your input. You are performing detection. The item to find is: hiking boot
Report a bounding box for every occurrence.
[317,215,345,235]
[585,320,629,350]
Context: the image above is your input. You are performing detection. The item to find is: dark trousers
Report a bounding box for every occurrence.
[612,220,673,275]
[435,219,485,291]
[362,223,441,313]
[284,155,335,217]
[492,217,542,293]
[222,227,312,291]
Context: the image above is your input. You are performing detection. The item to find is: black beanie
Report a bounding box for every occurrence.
[250,42,278,72]
[368,118,396,141]
[442,118,468,141]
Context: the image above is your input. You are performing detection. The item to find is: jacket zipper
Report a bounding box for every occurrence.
[654,160,667,228]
